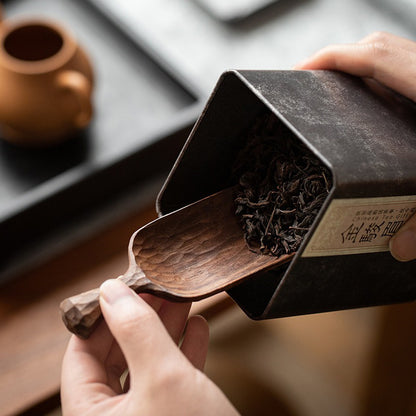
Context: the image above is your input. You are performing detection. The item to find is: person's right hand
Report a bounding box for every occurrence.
[295,31,416,261]
[61,279,239,416]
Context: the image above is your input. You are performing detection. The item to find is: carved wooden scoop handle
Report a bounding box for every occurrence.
[60,272,155,339]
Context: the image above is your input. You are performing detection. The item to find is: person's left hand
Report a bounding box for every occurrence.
[389,217,416,261]
[294,31,416,262]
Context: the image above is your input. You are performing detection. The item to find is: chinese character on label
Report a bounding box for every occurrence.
[381,221,405,237]
[341,223,364,244]
[359,221,385,243]
[303,196,416,257]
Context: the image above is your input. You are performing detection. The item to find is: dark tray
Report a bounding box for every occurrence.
[0,0,202,282]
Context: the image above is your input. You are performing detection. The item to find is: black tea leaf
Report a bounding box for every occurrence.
[233,112,333,257]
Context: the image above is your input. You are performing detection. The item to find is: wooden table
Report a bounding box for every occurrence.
[0,202,233,416]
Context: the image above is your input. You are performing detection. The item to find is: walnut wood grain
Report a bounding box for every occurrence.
[60,187,294,338]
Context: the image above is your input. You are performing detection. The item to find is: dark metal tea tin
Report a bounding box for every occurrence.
[157,70,416,319]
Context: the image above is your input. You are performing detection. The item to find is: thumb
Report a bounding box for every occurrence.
[389,214,416,261]
[99,279,178,376]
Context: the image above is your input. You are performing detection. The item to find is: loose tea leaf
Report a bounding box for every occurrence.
[233,112,332,257]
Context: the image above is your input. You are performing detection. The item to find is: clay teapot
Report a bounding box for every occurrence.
[0,12,94,145]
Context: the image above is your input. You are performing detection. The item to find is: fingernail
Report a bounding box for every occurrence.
[100,279,134,305]
[390,229,416,261]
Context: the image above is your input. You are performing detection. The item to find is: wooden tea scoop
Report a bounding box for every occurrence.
[60,187,294,338]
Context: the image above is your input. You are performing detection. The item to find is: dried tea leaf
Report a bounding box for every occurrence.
[233,113,333,257]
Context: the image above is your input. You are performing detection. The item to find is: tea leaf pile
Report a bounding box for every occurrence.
[233,113,332,256]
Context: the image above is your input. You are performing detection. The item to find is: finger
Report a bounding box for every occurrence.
[180,315,209,371]
[295,42,380,73]
[99,279,179,377]
[105,340,127,394]
[61,319,114,389]
[389,214,416,261]
[139,294,191,343]
[295,32,416,102]
[158,301,192,344]
[66,313,127,395]
[61,321,117,412]
[358,31,416,50]
[71,317,114,362]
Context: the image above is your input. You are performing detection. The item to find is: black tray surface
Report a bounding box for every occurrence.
[0,0,200,281]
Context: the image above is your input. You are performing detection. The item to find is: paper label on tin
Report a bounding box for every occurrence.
[302,195,416,257]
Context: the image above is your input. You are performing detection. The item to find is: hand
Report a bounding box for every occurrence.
[294,31,416,102]
[295,31,416,261]
[61,279,238,416]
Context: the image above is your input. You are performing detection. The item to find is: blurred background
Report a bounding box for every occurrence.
[85,0,416,94]
[0,0,416,415]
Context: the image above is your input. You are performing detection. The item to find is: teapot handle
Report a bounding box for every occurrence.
[56,70,93,128]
